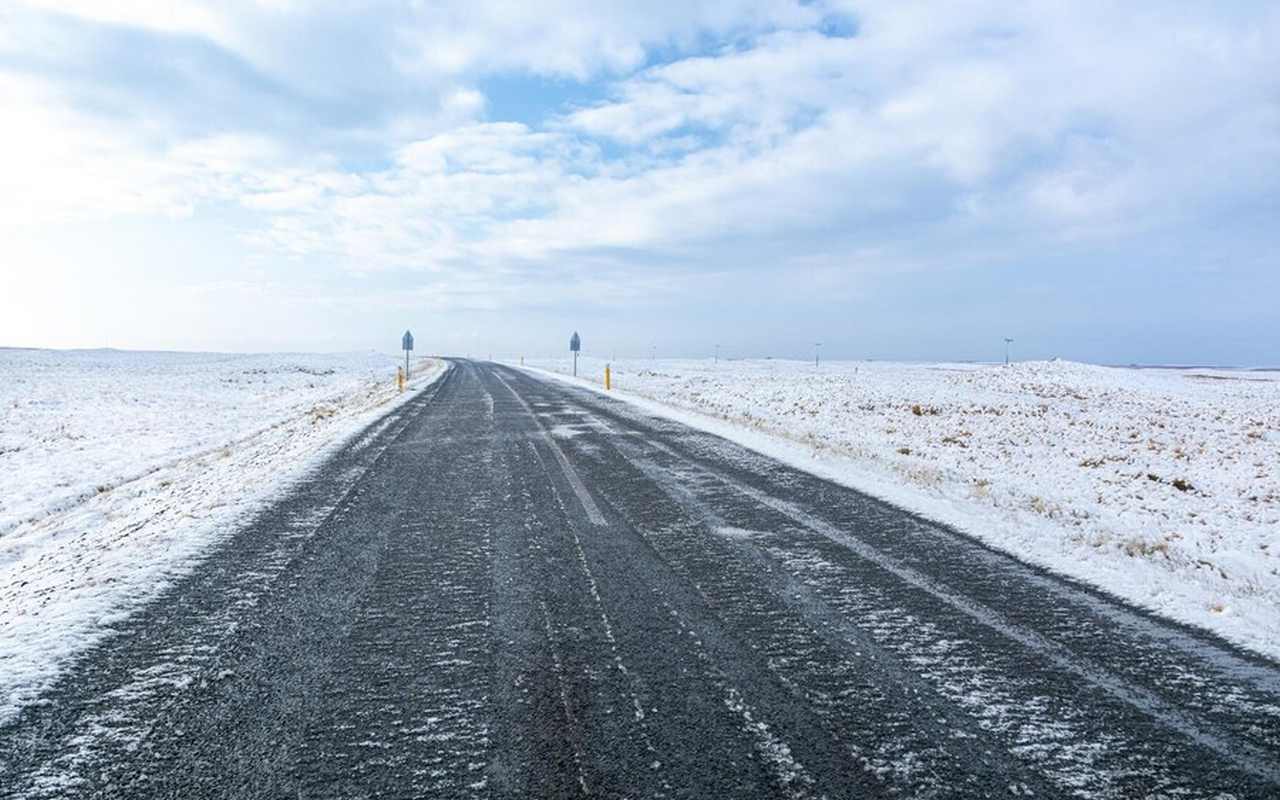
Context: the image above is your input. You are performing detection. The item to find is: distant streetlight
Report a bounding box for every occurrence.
[814,342,823,367]
[1004,337,1014,365]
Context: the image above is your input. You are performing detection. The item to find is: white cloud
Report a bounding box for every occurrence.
[0,75,195,225]
[15,0,819,86]
[392,0,820,79]
[2,0,1278,319]
[16,0,231,39]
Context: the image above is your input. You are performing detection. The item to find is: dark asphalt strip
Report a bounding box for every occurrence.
[2,359,1278,799]
[486,367,871,798]
[491,363,1280,796]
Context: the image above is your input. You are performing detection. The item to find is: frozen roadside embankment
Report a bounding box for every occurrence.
[0,349,446,722]
[517,357,1280,660]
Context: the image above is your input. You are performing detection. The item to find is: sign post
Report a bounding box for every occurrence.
[402,330,415,379]
[569,331,581,377]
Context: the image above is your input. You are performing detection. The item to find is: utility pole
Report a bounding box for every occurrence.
[814,342,822,367]
[1004,337,1014,365]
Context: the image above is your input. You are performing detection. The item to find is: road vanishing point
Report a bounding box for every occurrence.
[2,360,1278,798]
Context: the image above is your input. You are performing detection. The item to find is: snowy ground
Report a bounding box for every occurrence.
[0,349,445,722]
[517,356,1280,660]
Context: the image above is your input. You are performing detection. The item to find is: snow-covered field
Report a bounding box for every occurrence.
[519,357,1280,660]
[0,349,445,722]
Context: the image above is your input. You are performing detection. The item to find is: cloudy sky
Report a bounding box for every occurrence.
[1,1,1277,363]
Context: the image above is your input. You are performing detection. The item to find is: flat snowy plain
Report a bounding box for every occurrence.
[0,349,444,722]
[520,356,1280,661]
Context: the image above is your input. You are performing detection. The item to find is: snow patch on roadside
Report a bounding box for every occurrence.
[515,357,1280,661]
[0,349,446,722]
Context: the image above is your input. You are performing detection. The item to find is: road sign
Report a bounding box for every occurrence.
[402,330,414,380]
[570,332,581,352]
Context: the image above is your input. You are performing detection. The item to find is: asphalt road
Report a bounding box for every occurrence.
[2,359,1279,798]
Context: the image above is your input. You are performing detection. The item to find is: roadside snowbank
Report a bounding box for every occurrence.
[0,349,445,721]
[519,357,1280,660]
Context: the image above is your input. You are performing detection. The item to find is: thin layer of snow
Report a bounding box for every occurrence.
[516,357,1280,661]
[0,349,446,722]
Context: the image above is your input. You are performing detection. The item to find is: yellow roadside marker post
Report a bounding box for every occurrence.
[605,364,611,391]
[397,366,405,392]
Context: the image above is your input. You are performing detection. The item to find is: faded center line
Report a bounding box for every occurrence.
[491,371,606,527]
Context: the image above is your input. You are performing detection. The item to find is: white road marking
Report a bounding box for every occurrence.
[524,441,663,764]
[492,372,606,526]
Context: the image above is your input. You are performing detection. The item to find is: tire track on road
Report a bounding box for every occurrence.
[501,364,1280,797]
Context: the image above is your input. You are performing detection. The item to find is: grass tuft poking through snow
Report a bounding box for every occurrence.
[518,356,1280,660]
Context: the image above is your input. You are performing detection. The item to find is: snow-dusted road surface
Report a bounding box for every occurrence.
[2,360,1278,798]
[520,357,1280,660]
